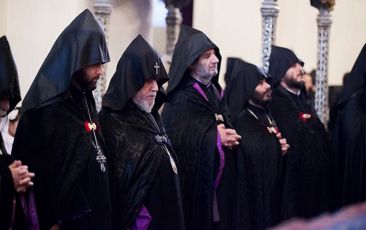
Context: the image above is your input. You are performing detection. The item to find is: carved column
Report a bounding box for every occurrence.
[261,0,279,72]
[93,0,114,111]
[314,8,332,125]
[165,4,183,56]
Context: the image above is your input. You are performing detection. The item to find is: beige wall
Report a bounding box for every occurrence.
[107,0,153,86]
[329,0,366,85]
[0,0,153,97]
[2,0,93,96]
[194,0,366,86]
[2,0,365,96]
[0,0,7,35]
[275,1,318,76]
[193,0,262,87]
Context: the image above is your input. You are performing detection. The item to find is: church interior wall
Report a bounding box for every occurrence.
[329,0,366,85]
[0,0,154,97]
[194,0,262,87]
[0,0,7,36]
[1,0,95,98]
[194,0,366,86]
[107,0,153,90]
[0,0,365,96]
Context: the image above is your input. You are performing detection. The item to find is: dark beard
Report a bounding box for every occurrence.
[251,90,271,107]
[286,77,305,90]
[72,69,97,91]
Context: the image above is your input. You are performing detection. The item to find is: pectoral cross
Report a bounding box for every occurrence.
[95,146,107,172]
[154,62,160,75]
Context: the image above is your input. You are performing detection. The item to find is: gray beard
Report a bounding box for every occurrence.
[134,99,154,113]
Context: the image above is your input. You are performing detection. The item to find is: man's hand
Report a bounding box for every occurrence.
[49,224,60,230]
[9,160,35,193]
[276,132,290,155]
[217,124,241,149]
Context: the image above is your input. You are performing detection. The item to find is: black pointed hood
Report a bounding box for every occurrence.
[269,45,304,87]
[22,9,110,112]
[225,58,268,123]
[0,36,21,115]
[166,25,222,96]
[102,34,168,111]
[224,57,242,86]
[337,43,366,105]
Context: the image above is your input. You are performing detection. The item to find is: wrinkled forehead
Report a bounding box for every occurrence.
[144,79,157,84]
[200,48,216,57]
[192,48,217,66]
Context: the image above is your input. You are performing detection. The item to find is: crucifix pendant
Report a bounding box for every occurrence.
[95,146,107,172]
[154,62,160,75]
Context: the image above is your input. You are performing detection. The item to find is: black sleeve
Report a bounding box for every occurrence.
[0,154,15,229]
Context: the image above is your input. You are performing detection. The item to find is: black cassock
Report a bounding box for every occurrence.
[330,43,366,208]
[99,101,184,230]
[0,35,30,229]
[13,86,112,230]
[162,25,245,230]
[270,86,331,219]
[1,134,35,230]
[0,135,21,229]
[332,88,366,207]
[12,9,112,229]
[162,77,243,230]
[224,58,282,229]
[98,34,184,230]
[233,104,283,230]
[331,88,366,207]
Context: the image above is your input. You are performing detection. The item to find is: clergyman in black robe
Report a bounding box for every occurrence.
[330,43,366,208]
[12,10,112,230]
[268,45,331,219]
[98,35,185,230]
[225,58,288,229]
[161,26,244,230]
[0,35,36,230]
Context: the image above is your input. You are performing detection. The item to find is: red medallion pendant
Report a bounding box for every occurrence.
[299,112,312,122]
[84,121,97,132]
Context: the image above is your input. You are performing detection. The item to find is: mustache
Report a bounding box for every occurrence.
[92,75,101,80]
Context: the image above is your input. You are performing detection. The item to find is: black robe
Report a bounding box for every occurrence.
[270,86,331,219]
[331,88,366,207]
[0,134,32,230]
[99,101,184,230]
[0,134,16,229]
[224,58,276,230]
[12,86,112,230]
[233,104,283,230]
[162,76,242,230]
[0,35,27,230]
[330,44,366,208]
